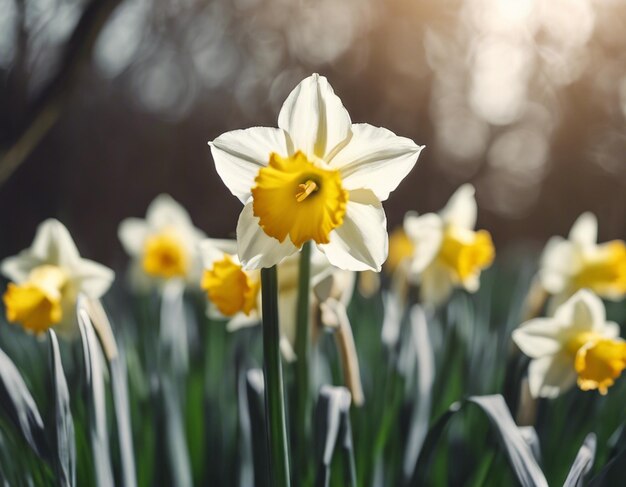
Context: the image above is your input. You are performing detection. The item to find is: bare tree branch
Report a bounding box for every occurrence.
[0,0,122,186]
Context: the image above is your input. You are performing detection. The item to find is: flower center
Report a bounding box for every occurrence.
[201,255,260,317]
[3,265,68,334]
[142,230,189,278]
[438,228,494,281]
[252,151,349,247]
[574,241,626,295]
[567,332,626,395]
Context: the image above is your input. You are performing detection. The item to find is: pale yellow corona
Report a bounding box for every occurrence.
[438,229,494,282]
[201,255,260,317]
[573,241,626,296]
[252,151,348,247]
[567,332,626,395]
[142,230,189,278]
[386,228,414,273]
[3,265,68,334]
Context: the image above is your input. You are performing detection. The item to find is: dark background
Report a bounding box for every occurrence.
[1,0,626,270]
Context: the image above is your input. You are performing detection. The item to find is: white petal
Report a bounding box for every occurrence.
[1,251,39,283]
[568,212,598,248]
[146,194,193,230]
[74,259,115,298]
[528,355,576,399]
[330,124,423,201]
[118,218,149,256]
[555,289,605,332]
[403,212,444,277]
[31,219,81,268]
[278,73,352,160]
[440,184,477,230]
[320,189,387,272]
[600,321,621,339]
[539,237,578,294]
[210,127,290,204]
[512,318,563,358]
[199,238,237,268]
[419,261,454,306]
[236,202,298,270]
[226,312,260,331]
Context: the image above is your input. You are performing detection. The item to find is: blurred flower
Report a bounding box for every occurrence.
[1,219,114,337]
[118,194,206,291]
[403,184,495,305]
[513,289,626,398]
[540,212,626,304]
[385,227,415,275]
[210,73,423,272]
[199,238,332,361]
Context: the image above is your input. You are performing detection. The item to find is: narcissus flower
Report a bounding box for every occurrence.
[209,73,423,272]
[1,219,114,336]
[199,238,332,360]
[402,184,495,305]
[540,212,626,303]
[513,289,626,398]
[118,194,206,290]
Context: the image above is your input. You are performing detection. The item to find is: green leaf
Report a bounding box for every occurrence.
[245,368,269,487]
[412,394,548,487]
[314,386,356,487]
[48,330,76,487]
[563,433,596,487]
[78,297,114,487]
[0,343,48,458]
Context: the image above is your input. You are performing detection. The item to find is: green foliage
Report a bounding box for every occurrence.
[0,257,624,486]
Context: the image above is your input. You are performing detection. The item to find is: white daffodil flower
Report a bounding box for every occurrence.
[199,239,332,361]
[401,184,495,305]
[513,289,626,398]
[118,194,206,291]
[540,212,626,304]
[209,73,423,272]
[1,219,114,337]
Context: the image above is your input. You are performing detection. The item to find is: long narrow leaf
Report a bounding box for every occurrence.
[85,298,137,487]
[563,433,596,487]
[48,330,75,487]
[467,396,547,487]
[412,394,548,487]
[518,426,541,463]
[160,280,189,375]
[237,365,254,487]
[110,349,137,487]
[162,377,193,487]
[0,344,47,458]
[314,386,352,487]
[403,305,435,480]
[246,369,269,487]
[78,297,114,487]
[159,280,192,487]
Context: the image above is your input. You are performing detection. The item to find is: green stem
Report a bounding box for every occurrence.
[295,241,312,480]
[261,266,291,487]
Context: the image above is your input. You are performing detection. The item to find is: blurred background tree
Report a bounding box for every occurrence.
[1,0,626,268]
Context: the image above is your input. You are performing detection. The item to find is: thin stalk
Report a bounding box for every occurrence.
[295,241,312,481]
[261,266,291,487]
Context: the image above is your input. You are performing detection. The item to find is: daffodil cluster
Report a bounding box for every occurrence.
[512,212,626,398]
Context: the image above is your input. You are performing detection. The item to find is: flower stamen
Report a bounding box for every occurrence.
[252,151,348,247]
[296,180,318,202]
